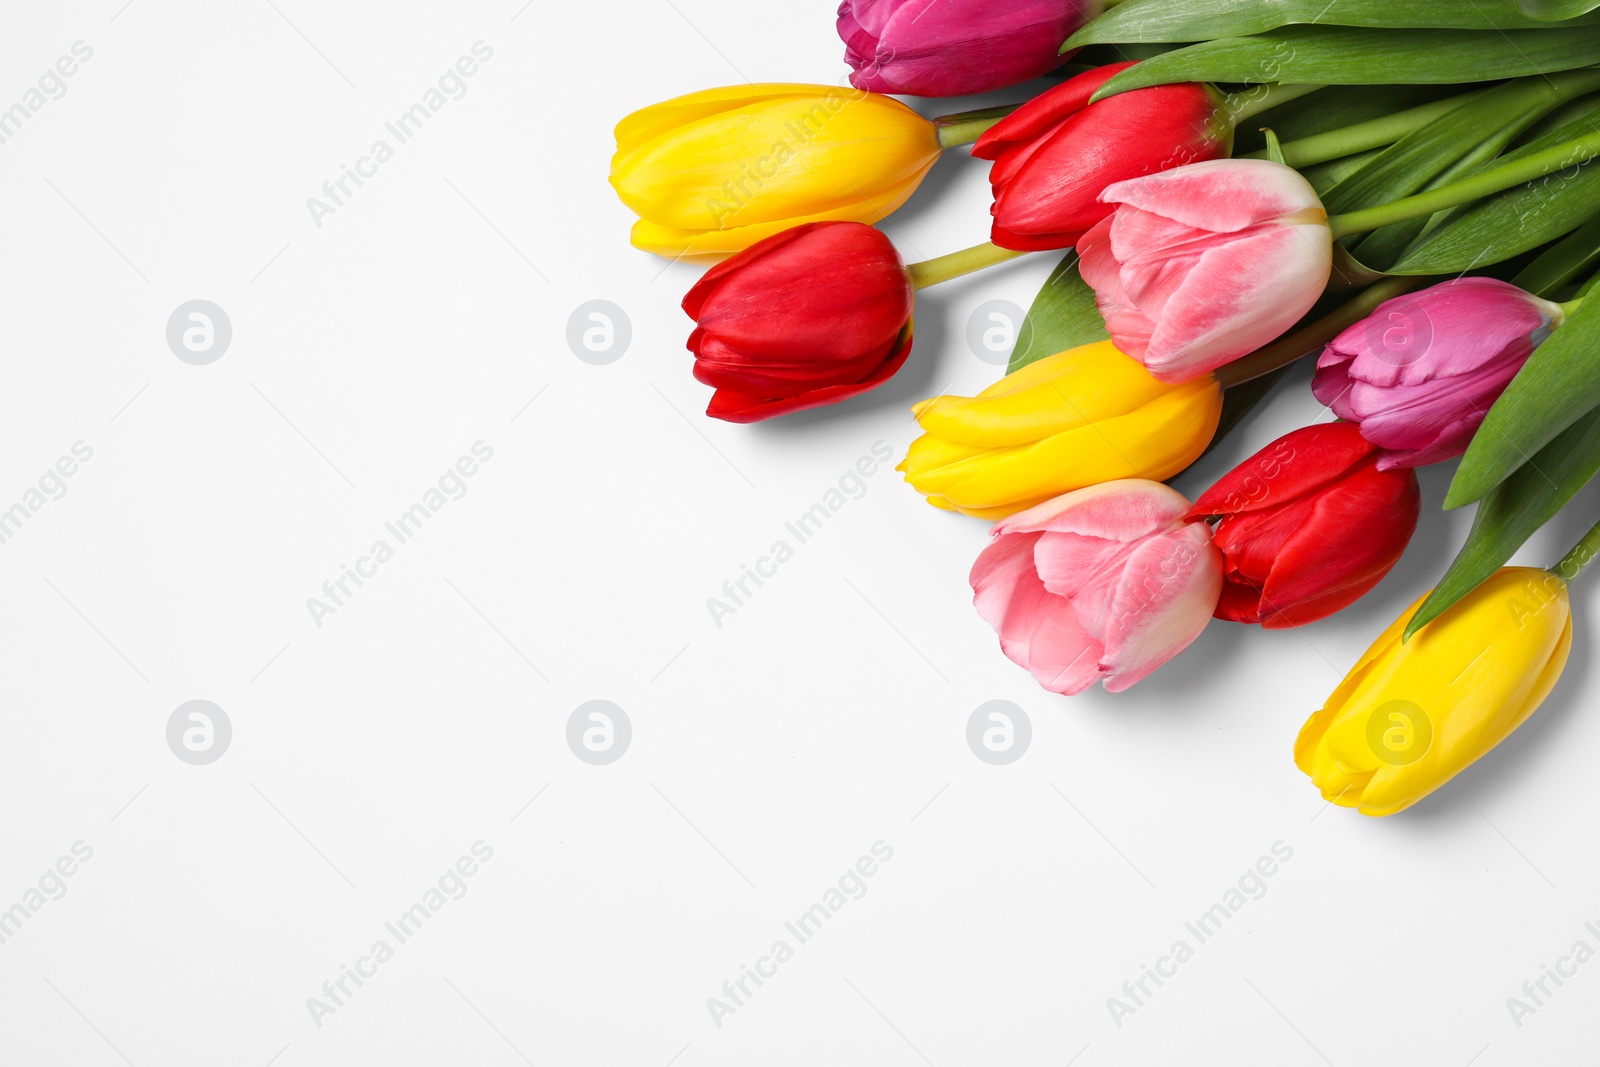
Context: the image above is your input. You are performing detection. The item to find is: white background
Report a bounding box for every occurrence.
[2,1,1598,1064]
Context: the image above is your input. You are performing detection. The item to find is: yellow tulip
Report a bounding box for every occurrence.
[610,83,941,258]
[897,340,1222,519]
[1295,566,1572,817]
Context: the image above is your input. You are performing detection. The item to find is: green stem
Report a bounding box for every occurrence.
[933,106,1017,149]
[1552,516,1600,581]
[1224,82,1324,122]
[906,242,1027,289]
[1213,275,1425,389]
[1329,127,1600,238]
[1247,90,1488,168]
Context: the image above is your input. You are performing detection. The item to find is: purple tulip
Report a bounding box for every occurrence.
[1312,278,1563,470]
[838,0,1099,98]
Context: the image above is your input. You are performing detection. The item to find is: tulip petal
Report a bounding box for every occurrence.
[614,84,836,154]
[1188,422,1379,521]
[1297,567,1571,816]
[907,380,1218,514]
[1255,465,1419,628]
[686,222,913,363]
[1324,277,1550,389]
[984,80,1226,247]
[971,529,1044,634]
[1140,222,1332,380]
[1006,477,1192,542]
[910,340,1171,448]
[972,531,1102,693]
[1099,523,1221,691]
[905,377,1220,516]
[629,173,927,259]
[704,328,912,423]
[1031,532,1136,634]
[972,62,1133,160]
[1023,608,1105,695]
[1099,158,1324,233]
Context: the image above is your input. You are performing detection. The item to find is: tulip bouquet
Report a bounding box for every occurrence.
[609,0,1600,815]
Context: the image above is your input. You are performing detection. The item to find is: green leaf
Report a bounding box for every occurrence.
[1233,84,1466,156]
[1006,252,1108,374]
[1091,26,1600,100]
[1325,73,1600,268]
[1511,207,1600,295]
[1387,98,1600,274]
[1446,293,1600,507]
[1300,148,1386,194]
[1069,0,1600,46]
[1073,42,1187,66]
[1517,0,1600,22]
[1408,409,1600,636]
[1320,76,1584,217]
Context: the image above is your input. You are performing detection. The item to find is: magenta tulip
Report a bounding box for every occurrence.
[838,0,1099,97]
[970,479,1222,695]
[1312,278,1563,469]
[1077,159,1333,383]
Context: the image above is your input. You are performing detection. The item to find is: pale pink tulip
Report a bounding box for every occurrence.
[969,479,1222,695]
[1077,158,1333,383]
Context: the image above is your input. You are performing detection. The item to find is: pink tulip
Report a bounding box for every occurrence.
[1312,278,1562,469]
[970,479,1222,695]
[1077,159,1333,383]
[839,0,1099,98]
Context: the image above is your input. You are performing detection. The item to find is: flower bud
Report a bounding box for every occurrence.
[684,222,913,422]
[1313,277,1562,469]
[898,340,1221,518]
[1296,567,1571,816]
[972,63,1231,251]
[1077,158,1332,382]
[1187,422,1420,628]
[971,479,1223,694]
[839,0,1100,98]
[611,84,940,258]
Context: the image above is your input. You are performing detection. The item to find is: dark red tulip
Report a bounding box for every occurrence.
[1185,422,1420,629]
[972,62,1231,251]
[683,221,913,423]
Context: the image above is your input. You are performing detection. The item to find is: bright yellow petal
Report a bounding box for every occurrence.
[613,83,836,153]
[626,175,924,259]
[1298,567,1573,816]
[916,378,1220,515]
[913,345,1182,449]
[613,94,937,229]
[972,340,1126,398]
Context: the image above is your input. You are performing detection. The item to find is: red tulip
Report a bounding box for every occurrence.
[1185,422,1420,629]
[683,221,913,422]
[971,63,1230,251]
